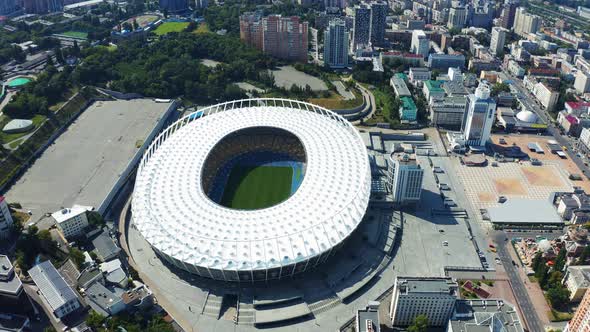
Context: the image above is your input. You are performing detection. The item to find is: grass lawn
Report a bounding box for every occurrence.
[221,166,293,210]
[154,22,190,36]
[308,89,364,110]
[60,31,88,39]
[193,23,211,34]
[547,308,573,322]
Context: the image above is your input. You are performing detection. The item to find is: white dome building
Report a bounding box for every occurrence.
[537,239,552,253]
[132,99,371,282]
[2,119,33,134]
[516,110,538,123]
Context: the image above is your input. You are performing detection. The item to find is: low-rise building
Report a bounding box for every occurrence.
[428,53,466,70]
[381,52,425,67]
[563,265,590,302]
[389,276,457,326]
[99,259,128,288]
[430,96,467,128]
[390,76,411,97]
[52,205,93,239]
[496,108,547,133]
[92,231,121,262]
[409,67,431,85]
[575,71,590,94]
[399,96,417,122]
[28,260,81,319]
[578,128,590,158]
[122,282,154,310]
[0,255,23,301]
[423,80,445,102]
[508,59,526,78]
[558,111,590,137]
[448,299,524,332]
[356,301,380,332]
[85,281,126,316]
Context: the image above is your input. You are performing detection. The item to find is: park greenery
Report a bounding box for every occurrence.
[73,33,275,103]
[86,311,175,332]
[408,314,428,332]
[531,251,571,310]
[14,225,66,273]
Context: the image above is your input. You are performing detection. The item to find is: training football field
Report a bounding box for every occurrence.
[221,166,293,210]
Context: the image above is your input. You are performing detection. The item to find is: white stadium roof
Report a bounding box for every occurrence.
[132,99,371,275]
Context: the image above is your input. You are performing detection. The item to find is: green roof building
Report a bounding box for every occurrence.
[399,96,418,122]
[422,80,445,101]
[393,73,408,81]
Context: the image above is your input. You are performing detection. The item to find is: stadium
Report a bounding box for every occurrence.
[132,98,371,282]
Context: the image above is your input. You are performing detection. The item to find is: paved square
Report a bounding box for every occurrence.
[455,159,573,222]
[5,99,173,226]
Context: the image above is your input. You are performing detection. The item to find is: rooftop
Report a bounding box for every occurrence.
[424,80,445,93]
[85,281,123,315]
[487,199,563,225]
[390,77,411,96]
[451,299,524,332]
[391,153,419,166]
[566,101,590,110]
[77,266,103,289]
[357,303,380,332]
[397,276,457,295]
[121,284,152,306]
[443,80,468,95]
[0,255,22,296]
[400,96,417,110]
[132,100,371,273]
[28,260,78,311]
[92,232,121,261]
[51,205,93,224]
[566,265,590,289]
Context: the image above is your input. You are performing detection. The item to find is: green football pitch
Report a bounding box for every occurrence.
[221,166,293,210]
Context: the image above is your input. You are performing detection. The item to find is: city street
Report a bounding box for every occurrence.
[493,231,543,332]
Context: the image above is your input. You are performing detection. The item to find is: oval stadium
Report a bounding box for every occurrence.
[132,98,371,282]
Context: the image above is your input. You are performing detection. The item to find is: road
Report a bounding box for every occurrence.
[502,71,590,175]
[493,231,543,332]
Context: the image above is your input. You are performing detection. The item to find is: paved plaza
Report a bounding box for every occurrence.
[455,159,573,221]
[271,66,328,91]
[5,99,174,229]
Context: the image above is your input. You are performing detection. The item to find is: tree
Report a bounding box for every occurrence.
[554,249,567,272]
[576,245,590,265]
[546,285,570,308]
[69,247,86,269]
[408,314,428,332]
[86,310,105,330]
[54,47,64,64]
[491,82,510,97]
[532,252,544,272]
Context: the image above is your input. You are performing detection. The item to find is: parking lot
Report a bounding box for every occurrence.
[4,99,174,229]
